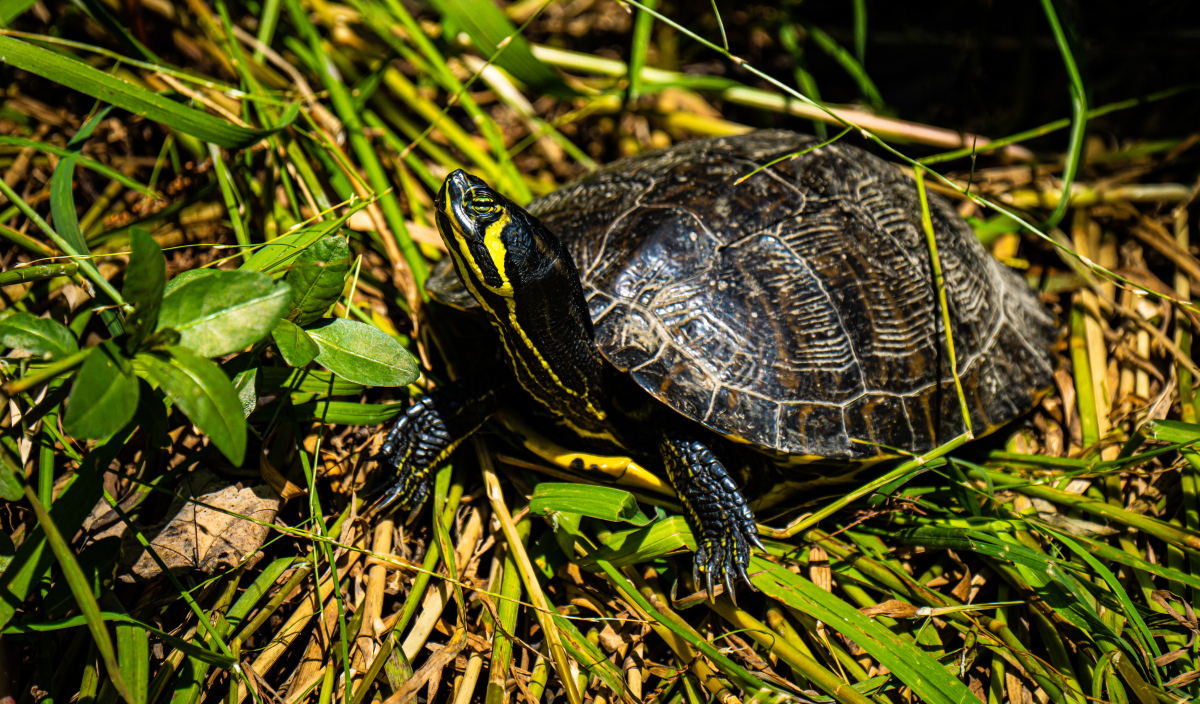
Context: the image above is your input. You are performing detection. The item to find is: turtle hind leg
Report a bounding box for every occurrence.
[375,371,513,513]
[659,426,765,597]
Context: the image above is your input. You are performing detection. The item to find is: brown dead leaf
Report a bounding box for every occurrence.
[1164,669,1200,689]
[123,469,280,580]
[859,600,921,619]
[808,546,831,592]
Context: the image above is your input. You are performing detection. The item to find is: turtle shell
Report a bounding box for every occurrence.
[432,130,1057,459]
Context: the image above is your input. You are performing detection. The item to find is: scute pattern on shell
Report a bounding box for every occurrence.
[527,130,1057,458]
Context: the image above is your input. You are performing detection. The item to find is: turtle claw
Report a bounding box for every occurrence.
[373,375,508,516]
[373,397,446,514]
[661,427,763,599]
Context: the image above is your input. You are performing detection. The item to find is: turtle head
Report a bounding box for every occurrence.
[436,169,562,300]
[435,170,609,431]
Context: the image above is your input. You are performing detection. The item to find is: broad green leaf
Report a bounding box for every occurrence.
[233,365,258,418]
[424,0,575,99]
[136,347,247,465]
[306,318,419,387]
[240,226,335,274]
[284,234,350,325]
[529,483,651,525]
[122,228,166,353]
[0,450,21,502]
[134,381,172,449]
[0,312,78,359]
[157,270,292,358]
[162,268,219,297]
[271,319,319,368]
[0,530,13,574]
[0,37,300,149]
[64,343,139,440]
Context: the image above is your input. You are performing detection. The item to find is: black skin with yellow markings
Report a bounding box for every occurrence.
[380,169,765,593]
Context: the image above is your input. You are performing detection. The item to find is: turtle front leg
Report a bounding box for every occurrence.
[659,426,765,596]
[376,372,513,513]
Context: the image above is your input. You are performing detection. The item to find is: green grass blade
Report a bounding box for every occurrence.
[425,0,575,99]
[116,619,149,704]
[597,557,777,697]
[751,556,979,704]
[1037,0,1087,229]
[22,485,136,704]
[208,144,251,263]
[627,0,656,101]
[0,36,298,149]
[801,21,884,111]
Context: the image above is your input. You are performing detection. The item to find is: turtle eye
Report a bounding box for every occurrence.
[468,194,497,215]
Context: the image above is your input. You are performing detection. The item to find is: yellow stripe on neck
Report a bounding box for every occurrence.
[444,207,607,426]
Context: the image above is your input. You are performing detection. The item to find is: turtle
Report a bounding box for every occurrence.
[377,129,1057,592]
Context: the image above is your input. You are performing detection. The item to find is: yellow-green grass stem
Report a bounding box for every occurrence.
[710,597,874,704]
[987,559,1086,703]
[1172,200,1200,622]
[25,486,136,704]
[779,605,871,685]
[804,528,1067,700]
[478,439,583,704]
[760,432,969,540]
[363,0,529,203]
[763,605,817,689]
[380,66,504,185]
[600,564,772,698]
[484,521,528,704]
[363,106,463,190]
[1037,0,1088,230]
[968,466,1200,559]
[3,348,91,395]
[0,177,126,311]
[920,83,1196,165]
[800,20,884,112]
[626,0,656,102]
[914,167,972,437]
[1069,306,1101,450]
[209,144,252,264]
[283,0,428,286]
[0,261,80,287]
[349,469,464,704]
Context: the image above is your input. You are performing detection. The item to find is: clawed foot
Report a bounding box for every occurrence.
[693,497,766,598]
[373,375,507,515]
[660,428,766,597]
[374,396,449,513]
